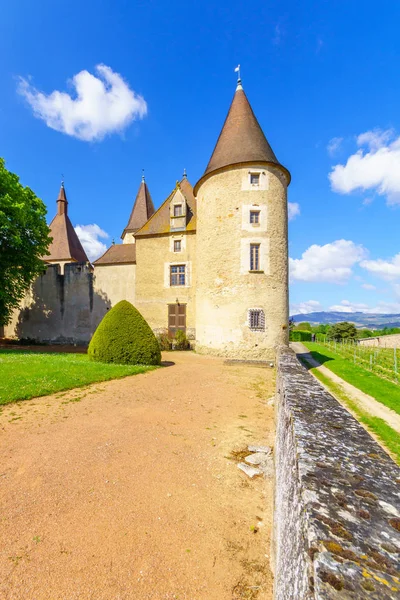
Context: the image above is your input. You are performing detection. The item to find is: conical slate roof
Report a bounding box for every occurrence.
[195,83,290,191]
[122,177,155,238]
[42,184,89,263]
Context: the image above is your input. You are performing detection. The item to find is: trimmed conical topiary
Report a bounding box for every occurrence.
[88,300,161,365]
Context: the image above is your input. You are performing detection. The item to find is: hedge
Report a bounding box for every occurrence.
[88,300,161,366]
[289,330,312,342]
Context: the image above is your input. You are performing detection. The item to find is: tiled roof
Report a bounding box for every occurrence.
[43,184,89,263]
[194,84,290,193]
[135,177,196,237]
[122,179,155,237]
[93,243,136,265]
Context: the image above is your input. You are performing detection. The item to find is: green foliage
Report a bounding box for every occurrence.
[0,350,155,405]
[328,321,358,341]
[294,321,312,331]
[0,158,51,326]
[157,332,172,351]
[289,330,312,342]
[88,301,161,365]
[357,328,374,339]
[173,329,190,350]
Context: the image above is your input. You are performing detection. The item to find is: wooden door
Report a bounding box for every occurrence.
[168,303,186,337]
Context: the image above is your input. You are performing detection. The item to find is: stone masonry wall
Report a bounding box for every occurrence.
[273,346,400,599]
[3,264,110,344]
[359,333,400,349]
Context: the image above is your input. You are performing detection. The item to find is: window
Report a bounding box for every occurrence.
[170,265,186,286]
[250,210,260,224]
[250,244,260,271]
[250,173,260,185]
[249,309,265,331]
[174,240,182,252]
[174,204,183,217]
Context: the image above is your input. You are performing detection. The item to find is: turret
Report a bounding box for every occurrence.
[121,174,155,243]
[43,183,89,272]
[194,78,290,359]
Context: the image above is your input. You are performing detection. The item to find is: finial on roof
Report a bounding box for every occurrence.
[112,238,115,245]
[61,174,65,188]
[234,64,242,90]
[183,168,187,179]
[142,168,145,183]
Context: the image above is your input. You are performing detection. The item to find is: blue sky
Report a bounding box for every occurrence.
[1,0,400,315]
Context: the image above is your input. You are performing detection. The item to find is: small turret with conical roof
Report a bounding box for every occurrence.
[43,182,89,270]
[194,76,290,359]
[121,174,155,243]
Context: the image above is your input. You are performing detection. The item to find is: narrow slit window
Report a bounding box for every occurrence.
[250,173,260,185]
[174,204,183,217]
[250,210,260,224]
[250,244,260,271]
[249,309,265,331]
[174,240,182,252]
[170,265,186,286]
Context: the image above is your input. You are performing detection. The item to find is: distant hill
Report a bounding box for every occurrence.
[290,311,400,329]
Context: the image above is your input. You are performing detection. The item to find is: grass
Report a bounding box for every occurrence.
[299,360,400,465]
[303,342,400,416]
[0,350,157,405]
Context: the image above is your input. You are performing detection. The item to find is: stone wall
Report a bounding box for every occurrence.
[93,263,136,308]
[3,264,110,344]
[359,333,400,348]
[135,232,196,338]
[273,346,400,599]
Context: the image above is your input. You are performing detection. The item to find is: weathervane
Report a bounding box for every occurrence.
[234,64,241,83]
[142,168,145,182]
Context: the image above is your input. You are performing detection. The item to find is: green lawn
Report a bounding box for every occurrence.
[0,350,157,405]
[303,342,400,416]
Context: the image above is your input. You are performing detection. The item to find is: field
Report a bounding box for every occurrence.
[303,342,400,415]
[0,350,156,405]
[316,337,399,384]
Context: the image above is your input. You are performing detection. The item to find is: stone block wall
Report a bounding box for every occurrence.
[273,346,400,599]
[3,264,111,344]
[359,333,400,348]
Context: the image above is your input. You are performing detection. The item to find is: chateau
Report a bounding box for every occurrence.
[4,79,290,359]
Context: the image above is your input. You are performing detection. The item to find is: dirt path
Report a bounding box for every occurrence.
[291,341,400,433]
[0,352,275,600]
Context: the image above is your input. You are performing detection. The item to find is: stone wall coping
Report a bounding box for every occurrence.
[274,346,400,599]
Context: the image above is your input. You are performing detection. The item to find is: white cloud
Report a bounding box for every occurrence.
[360,253,400,281]
[288,202,300,221]
[328,299,400,314]
[328,300,369,313]
[75,224,109,261]
[327,137,343,156]
[329,129,400,206]
[289,239,367,284]
[362,283,376,290]
[290,300,323,315]
[18,64,147,141]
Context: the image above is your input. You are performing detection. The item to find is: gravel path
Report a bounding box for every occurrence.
[291,341,400,433]
[0,351,275,600]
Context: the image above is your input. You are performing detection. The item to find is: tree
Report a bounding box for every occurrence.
[328,322,358,341]
[88,300,161,365]
[295,321,312,331]
[0,159,51,326]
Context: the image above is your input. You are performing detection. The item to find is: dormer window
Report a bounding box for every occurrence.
[174,204,183,217]
[250,173,260,185]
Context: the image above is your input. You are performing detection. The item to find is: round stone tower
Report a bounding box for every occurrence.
[193,79,290,360]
